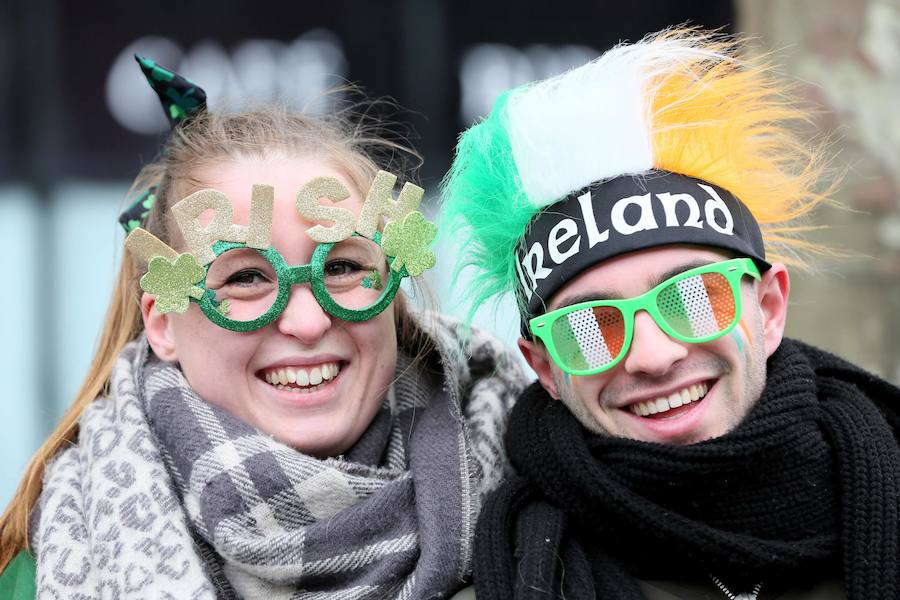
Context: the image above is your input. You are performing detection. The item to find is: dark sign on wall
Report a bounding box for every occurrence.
[3,0,733,184]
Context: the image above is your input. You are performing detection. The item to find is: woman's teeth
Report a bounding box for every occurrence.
[264,362,340,391]
[629,382,709,417]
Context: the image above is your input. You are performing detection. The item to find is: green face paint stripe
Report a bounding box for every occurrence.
[730,328,745,353]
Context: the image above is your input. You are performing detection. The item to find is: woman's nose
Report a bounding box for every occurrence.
[276,285,333,343]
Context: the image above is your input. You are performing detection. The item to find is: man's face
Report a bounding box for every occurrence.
[519,245,789,445]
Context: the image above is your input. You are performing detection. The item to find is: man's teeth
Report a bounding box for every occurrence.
[630,382,709,417]
[264,363,340,389]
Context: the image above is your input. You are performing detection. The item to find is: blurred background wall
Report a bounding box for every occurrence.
[740,0,900,380]
[1,0,897,506]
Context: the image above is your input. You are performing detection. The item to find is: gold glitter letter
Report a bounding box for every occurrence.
[296,177,356,243]
[246,184,274,249]
[356,171,424,238]
[124,228,179,266]
[171,189,248,265]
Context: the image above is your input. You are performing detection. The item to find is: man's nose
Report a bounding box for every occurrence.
[622,310,688,376]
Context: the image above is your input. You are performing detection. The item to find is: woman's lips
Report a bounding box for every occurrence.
[261,361,341,390]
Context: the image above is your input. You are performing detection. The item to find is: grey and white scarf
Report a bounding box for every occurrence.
[33,314,524,599]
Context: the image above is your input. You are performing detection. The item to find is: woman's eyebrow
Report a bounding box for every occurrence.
[552,259,720,310]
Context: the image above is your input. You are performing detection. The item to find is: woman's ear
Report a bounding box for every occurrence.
[755,263,790,359]
[518,337,560,399]
[141,292,178,361]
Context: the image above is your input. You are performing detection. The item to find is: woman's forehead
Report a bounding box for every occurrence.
[192,157,368,248]
[191,156,364,211]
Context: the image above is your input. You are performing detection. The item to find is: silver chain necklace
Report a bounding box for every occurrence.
[709,575,763,600]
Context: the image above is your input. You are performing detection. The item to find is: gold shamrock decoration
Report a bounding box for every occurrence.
[140,254,206,314]
[380,211,437,277]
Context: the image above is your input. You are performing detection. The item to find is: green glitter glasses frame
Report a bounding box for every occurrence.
[529,258,761,376]
[194,232,405,332]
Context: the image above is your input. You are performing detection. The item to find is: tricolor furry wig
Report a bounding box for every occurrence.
[441,28,833,319]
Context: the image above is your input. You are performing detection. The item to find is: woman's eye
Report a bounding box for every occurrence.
[324,260,364,277]
[225,269,270,286]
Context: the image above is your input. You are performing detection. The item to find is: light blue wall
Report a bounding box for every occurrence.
[0,187,42,508]
[0,183,127,507]
[49,184,128,414]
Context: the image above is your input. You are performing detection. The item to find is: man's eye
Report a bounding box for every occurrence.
[324,260,364,277]
[225,269,270,286]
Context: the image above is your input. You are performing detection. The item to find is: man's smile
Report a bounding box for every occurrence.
[627,381,709,417]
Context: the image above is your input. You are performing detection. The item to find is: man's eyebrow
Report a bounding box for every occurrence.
[648,259,719,289]
[551,259,721,310]
[552,291,617,308]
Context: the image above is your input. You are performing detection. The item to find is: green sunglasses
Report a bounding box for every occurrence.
[185,232,406,332]
[529,258,761,376]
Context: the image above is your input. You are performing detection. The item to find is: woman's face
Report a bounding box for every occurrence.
[143,155,398,457]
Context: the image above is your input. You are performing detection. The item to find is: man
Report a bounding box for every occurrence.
[442,29,900,599]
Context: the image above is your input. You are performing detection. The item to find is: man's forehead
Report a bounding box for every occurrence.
[546,246,730,311]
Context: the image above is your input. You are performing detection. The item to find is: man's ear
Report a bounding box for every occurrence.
[755,262,790,359]
[518,337,560,399]
[141,292,178,361]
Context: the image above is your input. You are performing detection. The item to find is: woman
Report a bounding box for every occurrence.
[0,57,524,599]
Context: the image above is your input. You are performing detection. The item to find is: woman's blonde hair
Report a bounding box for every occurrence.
[0,104,429,568]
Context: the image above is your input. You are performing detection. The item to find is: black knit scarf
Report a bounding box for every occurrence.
[475,339,900,599]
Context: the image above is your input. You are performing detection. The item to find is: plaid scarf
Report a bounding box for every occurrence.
[33,315,523,599]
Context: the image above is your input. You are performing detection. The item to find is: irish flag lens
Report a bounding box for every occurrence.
[550,305,626,371]
[547,271,737,372]
[656,272,735,338]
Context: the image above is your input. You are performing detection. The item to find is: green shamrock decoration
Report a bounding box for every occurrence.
[381,211,437,277]
[140,254,206,314]
[216,299,231,316]
[362,270,383,290]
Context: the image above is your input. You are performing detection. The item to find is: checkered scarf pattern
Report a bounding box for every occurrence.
[34,314,522,599]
